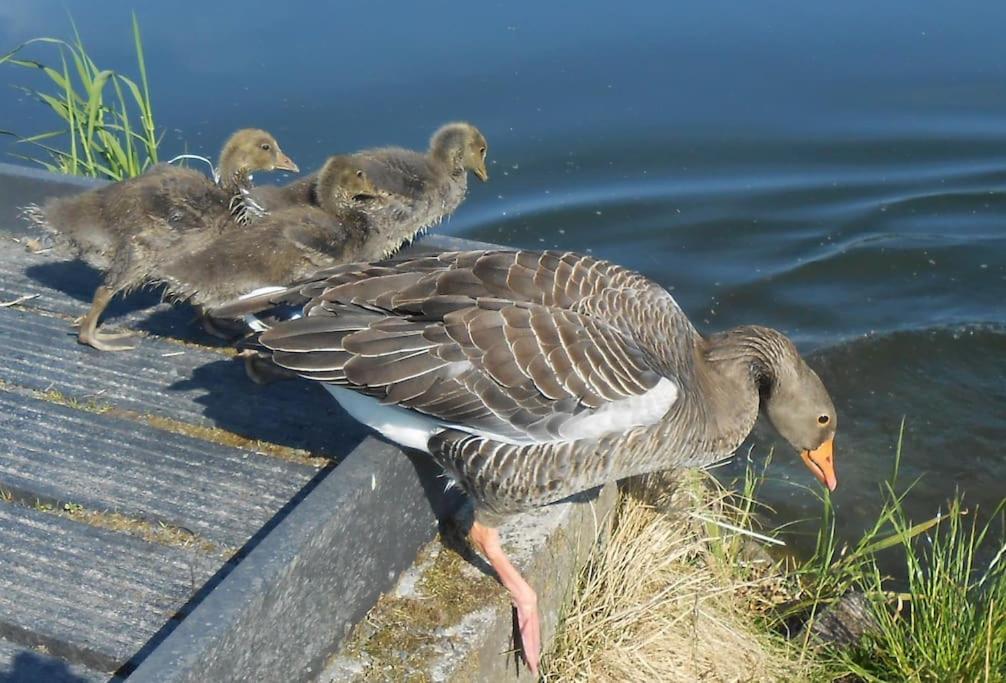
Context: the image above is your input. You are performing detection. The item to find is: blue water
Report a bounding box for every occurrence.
[2,1,1005,554]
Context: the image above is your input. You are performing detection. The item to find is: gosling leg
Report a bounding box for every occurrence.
[77,285,136,351]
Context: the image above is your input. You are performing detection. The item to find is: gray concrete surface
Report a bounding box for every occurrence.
[322,483,617,682]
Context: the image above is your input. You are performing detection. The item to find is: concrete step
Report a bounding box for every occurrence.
[322,484,616,682]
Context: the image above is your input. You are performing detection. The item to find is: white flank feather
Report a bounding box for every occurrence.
[325,385,441,453]
[559,377,678,440]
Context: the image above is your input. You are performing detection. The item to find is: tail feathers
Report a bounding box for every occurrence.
[20,194,115,267]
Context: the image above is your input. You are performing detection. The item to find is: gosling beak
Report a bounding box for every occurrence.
[473,163,489,182]
[800,436,837,492]
[274,151,299,173]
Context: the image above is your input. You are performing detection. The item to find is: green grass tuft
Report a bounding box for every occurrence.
[836,497,1006,681]
[776,417,1006,681]
[1,12,161,180]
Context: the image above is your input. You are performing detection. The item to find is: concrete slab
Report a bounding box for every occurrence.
[0,505,217,674]
[322,483,617,683]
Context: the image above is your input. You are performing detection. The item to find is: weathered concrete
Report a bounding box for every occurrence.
[127,439,456,683]
[322,483,617,682]
[0,505,218,673]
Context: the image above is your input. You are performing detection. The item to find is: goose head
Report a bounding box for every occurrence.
[761,340,838,491]
[316,155,382,213]
[707,325,838,490]
[217,128,299,182]
[429,122,489,182]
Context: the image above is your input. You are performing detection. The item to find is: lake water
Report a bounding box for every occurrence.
[2,1,1004,557]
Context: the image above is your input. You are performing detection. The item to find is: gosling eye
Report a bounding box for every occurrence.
[479,146,487,158]
[356,170,364,178]
[260,143,271,151]
[818,415,830,425]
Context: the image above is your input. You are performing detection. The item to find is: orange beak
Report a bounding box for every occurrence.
[274,150,299,173]
[800,436,837,491]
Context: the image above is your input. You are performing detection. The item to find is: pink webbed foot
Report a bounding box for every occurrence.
[515,593,541,676]
[469,520,541,677]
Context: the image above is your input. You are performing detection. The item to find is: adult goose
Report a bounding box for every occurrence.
[253,122,489,246]
[24,129,298,350]
[235,249,839,675]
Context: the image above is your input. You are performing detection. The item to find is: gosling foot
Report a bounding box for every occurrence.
[199,312,247,340]
[79,328,138,352]
[239,350,299,385]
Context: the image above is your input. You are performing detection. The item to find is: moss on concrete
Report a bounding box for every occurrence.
[0,379,327,468]
[338,537,506,681]
[63,504,231,556]
[12,494,230,556]
[415,541,503,624]
[137,412,328,467]
[157,333,239,357]
[33,386,112,414]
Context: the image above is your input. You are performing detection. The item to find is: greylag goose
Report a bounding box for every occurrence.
[227,249,839,675]
[253,122,489,248]
[23,129,298,350]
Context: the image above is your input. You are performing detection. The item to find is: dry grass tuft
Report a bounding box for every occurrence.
[542,471,815,682]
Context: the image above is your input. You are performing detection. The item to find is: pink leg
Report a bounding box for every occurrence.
[469,520,541,677]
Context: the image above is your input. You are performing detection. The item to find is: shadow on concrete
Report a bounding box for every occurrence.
[24,260,223,342]
[0,651,104,683]
[168,357,369,459]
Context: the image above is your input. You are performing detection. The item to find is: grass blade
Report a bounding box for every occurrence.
[2,14,161,178]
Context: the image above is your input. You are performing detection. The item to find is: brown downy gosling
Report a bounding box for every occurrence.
[253,122,489,252]
[23,129,297,351]
[354,121,489,252]
[156,155,386,313]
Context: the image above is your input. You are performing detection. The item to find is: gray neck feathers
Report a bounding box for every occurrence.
[624,324,791,476]
[428,127,465,172]
[691,325,799,455]
[704,325,794,391]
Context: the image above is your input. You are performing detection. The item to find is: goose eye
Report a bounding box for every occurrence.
[260,143,271,151]
[818,415,830,425]
[356,170,364,178]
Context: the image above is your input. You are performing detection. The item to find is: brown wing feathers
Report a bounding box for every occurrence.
[258,250,666,443]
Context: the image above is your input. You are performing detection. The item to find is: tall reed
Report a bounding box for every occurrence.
[1,13,160,180]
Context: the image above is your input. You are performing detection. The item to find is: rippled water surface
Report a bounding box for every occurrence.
[2,1,1004,552]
